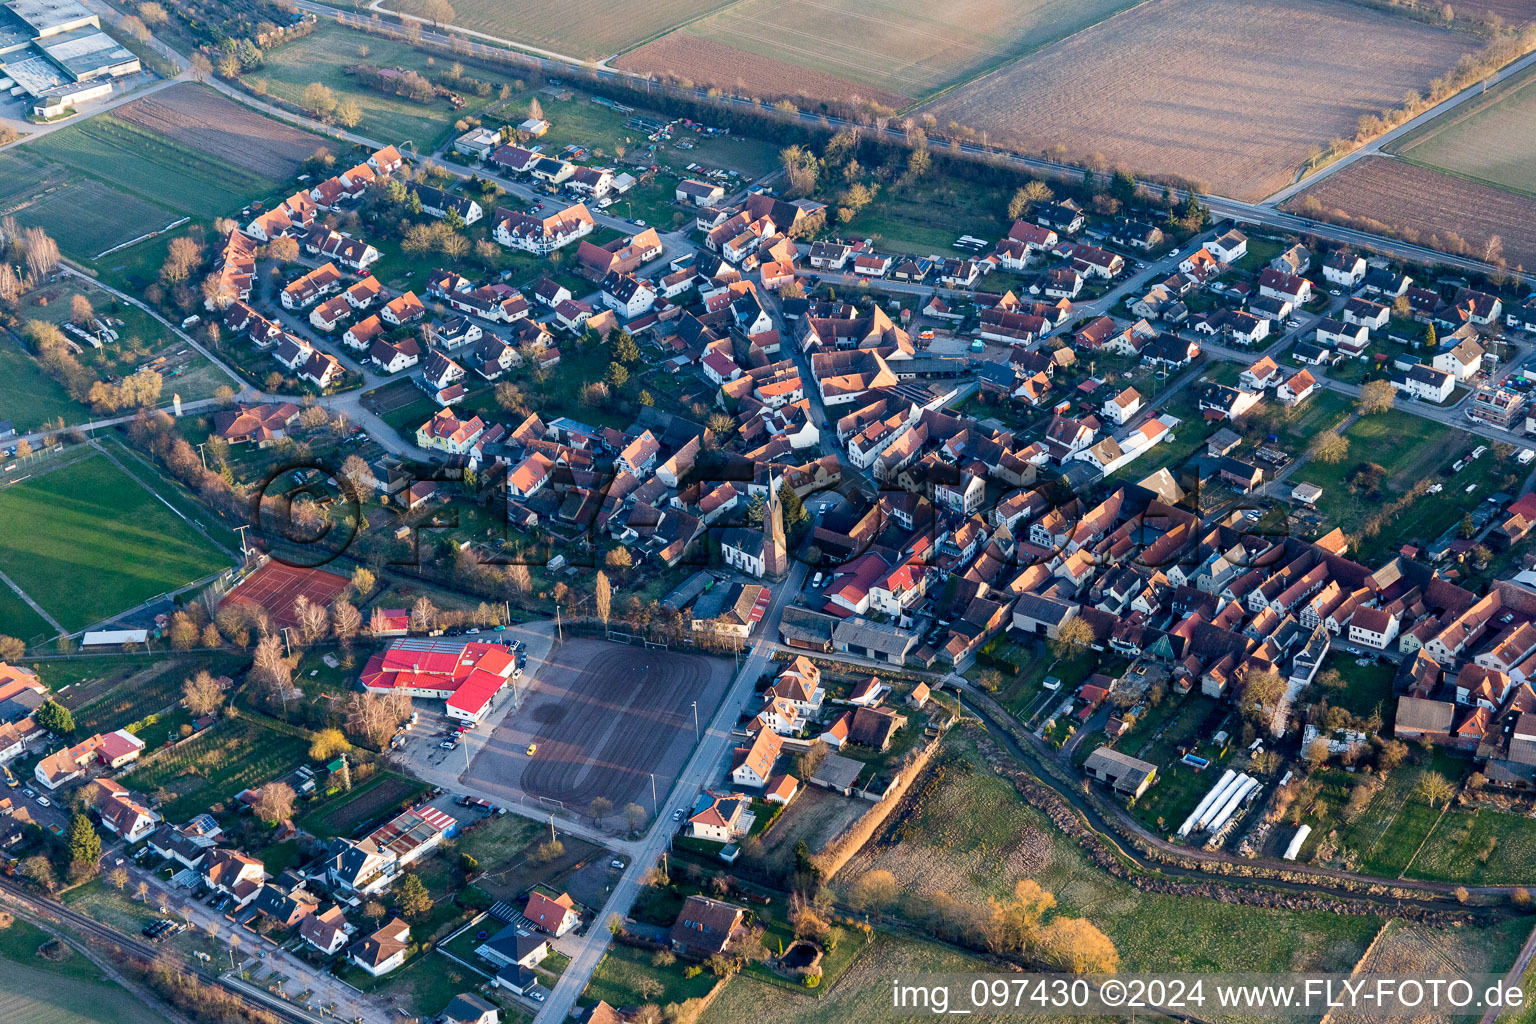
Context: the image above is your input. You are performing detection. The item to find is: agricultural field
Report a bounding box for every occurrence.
[25,111,292,222]
[0,919,161,1024]
[1391,63,1536,194]
[1287,156,1536,269]
[921,0,1472,201]
[633,0,1138,105]
[1327,918,1530,1024]
[299,771,431,838]
[383,0,732,60]
[0,453,231,632]
[840,735,1380,972]
[0,150,179,261]
[128,715,311,820]
[113,83,333,180]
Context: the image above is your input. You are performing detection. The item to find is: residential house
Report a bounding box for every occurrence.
[669,896,745,959]
[524,891,580,937]
[350,918,411,977]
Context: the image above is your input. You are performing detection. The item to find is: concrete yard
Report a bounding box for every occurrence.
[464,637,734,818]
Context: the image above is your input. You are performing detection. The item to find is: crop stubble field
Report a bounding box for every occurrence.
[1287,156,1536,269]
[921,0,1472,200]
[625,0,1140,104]
[382,0,732,59]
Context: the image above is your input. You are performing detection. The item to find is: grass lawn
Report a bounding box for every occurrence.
[129,715,311,820]
[583,941,717,1008]
[1405,805,1536,885]
[0,453,231,631]
[841,733,1380,972]
[846,176,1009,256]
[1310,652,1396,724]
[250,22,512,151]
[0,586,53,645]
[0,917,162,1024]
[0,336,92,434]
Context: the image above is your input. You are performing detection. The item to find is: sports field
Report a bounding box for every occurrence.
[0,453,231,632]
[1393,63,1536,195]
[220,561,351,631]
[467,638,732,814]
[921,0,1471,200]
[0,923,160,1024]
[382,0,732,60]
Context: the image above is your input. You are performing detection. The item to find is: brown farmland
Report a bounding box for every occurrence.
[113,82,332,180]
[921,0,1472,201]
[1285,156,1536,269]
[612,33,913,110]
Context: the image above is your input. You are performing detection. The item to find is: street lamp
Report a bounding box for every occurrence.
[691,701,699,742]
[650,772,658,816]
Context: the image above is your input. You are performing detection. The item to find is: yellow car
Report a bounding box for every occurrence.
[526,743,538,756]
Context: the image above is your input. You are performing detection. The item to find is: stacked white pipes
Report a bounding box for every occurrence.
[1177,768,1238,838]
[1204,774,1261,836]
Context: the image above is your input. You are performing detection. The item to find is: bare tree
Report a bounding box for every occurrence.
[182,670,224,717]
[251,782,296,824]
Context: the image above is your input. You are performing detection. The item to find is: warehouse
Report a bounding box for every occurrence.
[0,0,140,117]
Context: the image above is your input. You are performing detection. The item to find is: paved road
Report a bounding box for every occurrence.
[1264,48,1536,206]
[533,558,810,1024]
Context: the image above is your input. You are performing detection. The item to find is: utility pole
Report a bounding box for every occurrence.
[691,701,699,742]
[650,772,657,816]
[549,813,556,844]
[196,442,207,470]
[555,602,563,647]
[233,524,251,563]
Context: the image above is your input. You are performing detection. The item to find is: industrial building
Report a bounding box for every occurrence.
[0,0,140,117]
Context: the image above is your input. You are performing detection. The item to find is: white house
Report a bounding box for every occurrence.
[1395,364,1455,403]
[1432,338,1485,381]
[730,729,781,788]
[1205,230,1248,264]
[350,918,411,977]
[1324,251,1368,289]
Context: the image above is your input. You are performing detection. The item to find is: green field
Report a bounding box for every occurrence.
[0,150,176,261]
[584,942,719,1009]
[128,715,311,820]
[0,453,230,631]
[299,771,431,838]
[1293,410,1517,562]
[26,115,285,222]
[1406,806,1536,885]
[250,22,509,149]
[678,0,1140,101]
[0,918,162,1024]
[1394,63,1536,195]
[845,177,1010,255]
[383,0,731,60]
[841,735,1379,973]
[0,335,91,434]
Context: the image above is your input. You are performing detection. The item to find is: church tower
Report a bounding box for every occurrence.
[762,476,789,580]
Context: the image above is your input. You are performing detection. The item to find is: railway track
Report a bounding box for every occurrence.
[0,878,324,1024]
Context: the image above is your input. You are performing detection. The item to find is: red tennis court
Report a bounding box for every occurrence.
[220,561,350,630]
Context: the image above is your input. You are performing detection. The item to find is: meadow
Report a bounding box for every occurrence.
[0,453,231,632]
[0,918,161,1024]
[840,735,1380,972]
[0,335,90,434]
[1393,63,1536,195]
[1293,409,1516,563]
[383,0,732,59]
[250,21,509,149]
[1327,918,1530,1024]
[921,0,1471,200]
[1405,806,1536,885]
